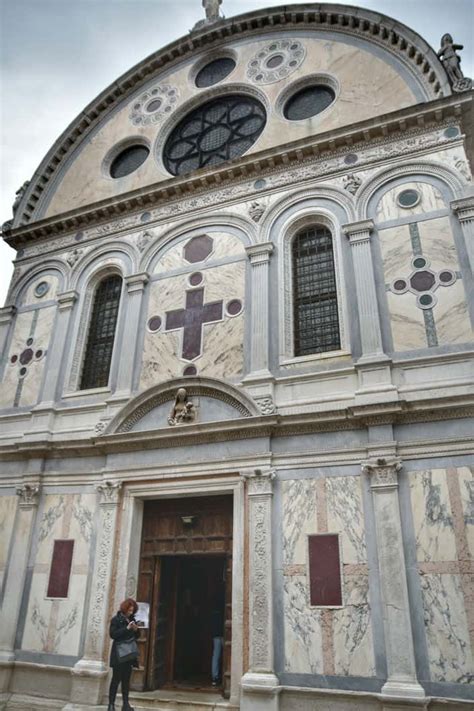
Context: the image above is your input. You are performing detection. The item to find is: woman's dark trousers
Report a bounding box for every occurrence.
[109,661,133,707]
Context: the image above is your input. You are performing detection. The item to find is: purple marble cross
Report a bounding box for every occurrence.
[165,287,223,360]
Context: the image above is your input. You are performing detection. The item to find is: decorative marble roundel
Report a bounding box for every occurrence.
[129,84,179,126]
[246,40,306,85]
[34,281,50,298]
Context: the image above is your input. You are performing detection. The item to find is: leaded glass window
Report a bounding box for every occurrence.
[292,225,340,356]
[110,145,149,178]
[284,86,335,121]
[195,57,236,88]
[163,94,266,176]
[80,275,122,390]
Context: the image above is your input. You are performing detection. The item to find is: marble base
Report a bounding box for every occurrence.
[380,679,425,699]
[68,660,108,707]
[241,673,281,711]
[0,659,13,694]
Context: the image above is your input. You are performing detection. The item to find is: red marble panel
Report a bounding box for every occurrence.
[308,533,342,606]
[47,540,74,598]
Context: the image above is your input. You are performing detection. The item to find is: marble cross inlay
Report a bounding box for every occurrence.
[165,287,223,360]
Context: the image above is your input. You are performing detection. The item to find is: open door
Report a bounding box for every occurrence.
[222,554,232,698]
[148,557,177,689]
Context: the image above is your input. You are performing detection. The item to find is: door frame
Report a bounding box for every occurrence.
[112,474,245,706]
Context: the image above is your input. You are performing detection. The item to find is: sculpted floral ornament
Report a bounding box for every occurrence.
[168,387,196,426]
[362,457,402,488]
[96,480,122,505]
[243,468,276,495]
[249,201,265,222]
[255,395,277,415]
[16,483,41,508]
[66,248,83,267]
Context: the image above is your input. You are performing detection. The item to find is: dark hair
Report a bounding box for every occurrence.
[119,597,138,615]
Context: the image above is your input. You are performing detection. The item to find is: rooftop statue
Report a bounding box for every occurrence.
[437,33,472,92]
[193,0,223,30]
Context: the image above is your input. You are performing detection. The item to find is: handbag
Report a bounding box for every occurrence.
[116,637,139,663]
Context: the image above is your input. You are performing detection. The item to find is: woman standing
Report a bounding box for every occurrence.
[108,597,140,711]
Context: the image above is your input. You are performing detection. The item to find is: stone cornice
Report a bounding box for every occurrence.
[7,3,457,231]
[3,92,471,253]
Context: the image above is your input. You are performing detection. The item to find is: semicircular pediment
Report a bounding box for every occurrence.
[106,377,260,434]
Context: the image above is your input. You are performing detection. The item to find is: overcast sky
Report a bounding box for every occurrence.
[1,0,473,306]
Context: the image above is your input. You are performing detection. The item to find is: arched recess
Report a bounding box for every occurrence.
[70,242,136,290]
[266,191,353,364]
[9,260,67,306]
[104,376,260,434]
[65,257,128,394]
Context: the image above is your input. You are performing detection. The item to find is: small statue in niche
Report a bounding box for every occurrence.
[437,34,472,92]
[168,388,196,426]
[343,173,362,195]
[12,181,30,215]
[249,201,265,222]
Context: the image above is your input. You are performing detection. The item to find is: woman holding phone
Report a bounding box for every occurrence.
[108,597,140,711]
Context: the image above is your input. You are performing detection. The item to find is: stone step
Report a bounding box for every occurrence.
[123,690,239,711]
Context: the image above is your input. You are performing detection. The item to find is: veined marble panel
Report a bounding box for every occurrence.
[409,469,456,562]
[434,281,473,346]
[420,573,473,683]
[0,311,34,408]
[459,467,474,559]
[0,496,17,592]
[326,476,367,564]
[282,479,318,565]
[22,275,60,306]
[387,291,426,352]
[283,575,323,674]
[141,261,245,388]
[375,181,445,223]
[333,575,375,676]
[154,232,245,274]
[378,223,413,283]
[417,216,459,272]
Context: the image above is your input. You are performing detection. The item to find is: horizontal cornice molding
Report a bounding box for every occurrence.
[8,2,452,229]
[3,92,471,252]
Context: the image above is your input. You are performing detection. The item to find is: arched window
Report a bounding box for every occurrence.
[80,274,122,389]
[292,225,340,356]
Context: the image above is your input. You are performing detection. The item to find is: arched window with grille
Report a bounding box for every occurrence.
[80,274,122,390]
[292,224,340,357]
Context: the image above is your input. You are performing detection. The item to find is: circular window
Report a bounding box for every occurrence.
[163,95,266,176]
[196,58,236,88]
[110,145,150,179]
[284,85,335,121]
[397,189,420,208]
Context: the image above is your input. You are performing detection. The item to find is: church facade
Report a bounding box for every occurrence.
[0,3,473,710]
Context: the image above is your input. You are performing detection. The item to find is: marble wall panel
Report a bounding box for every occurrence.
[417,216,459,272]
[326,476,367,564]
[434,281,472,346]
[21,492,95,656]
[332,575,375,677]
[21,275,60,306]
[420,572,473,683]
[378,223,413,283]
[386,291,427,352]
[375,182,445,223]
[282,479,318,565]
[0,496,17,592]
[141,261,245,388]
[458,467,474,559]
[409,469,456,562]
[283,575,324,674]
[154,232,245,274]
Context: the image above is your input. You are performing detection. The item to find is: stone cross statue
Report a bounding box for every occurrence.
[437,33,472,92]
[203,0,222,22]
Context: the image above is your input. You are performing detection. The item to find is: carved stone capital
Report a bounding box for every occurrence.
[342,219,375,244]
[362,456,402,489]
[242,468,276,496]
[16,483,41,508]
[96,480,122,505]
[57,290,78,311]
[451,196,474,223]
[125,272,149,293]
[254,395,277,416]
[246,242,274,265]
[0,305,16,325]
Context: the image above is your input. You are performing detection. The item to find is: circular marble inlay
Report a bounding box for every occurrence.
[410,270,435,292]
[148,316,162,332]
[129,84,179,126]
[75,231,84,242]
[183,365,197,376]
[184,235,213,263]
[254,179,267,190]
[412,256,427,269]
[26,337,33,346]
[19,367,27,377]
[418,293,435,308]
[439,270,456,285]
[34,281,50,298]
[344,153,358,165]
[397,188,420,208]
[227,299,243,316]
[11,354,18,364]
[19,348,34,365]
[189,272,203,286]
[17,249,25,258]
[35,349,44,359]
[393,279,407,292]
[140,211,152,223]
[247,40,306,85]
[444,126,459,138]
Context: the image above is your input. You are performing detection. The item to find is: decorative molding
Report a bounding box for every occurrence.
[96,480,122,506]
[129,84,179,127]
[246,39,306,85]
[362,456,402,489]
[16,483,41,508]
[87,504,115,657]
[254,395,277,416]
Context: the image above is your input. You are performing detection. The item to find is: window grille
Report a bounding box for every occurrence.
[80,275,122,390]
[292,225,340,356]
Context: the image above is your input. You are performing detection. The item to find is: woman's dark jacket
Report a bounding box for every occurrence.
[109,611,140,668]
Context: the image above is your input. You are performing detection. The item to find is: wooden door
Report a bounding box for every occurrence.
[148,557,177,689]
[222,554,232,698]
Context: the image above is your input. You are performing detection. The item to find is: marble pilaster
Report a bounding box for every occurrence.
[363,457,425,700]
[451,195,474,274]
[241,469,280,711]
[0,305,16,363]
[0,480,40,692]
[66,480,122,709]
[245,242,274,381]
[114,272,148,398]
[343,220,384,359]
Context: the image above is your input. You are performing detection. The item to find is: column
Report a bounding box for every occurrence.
[342,220,384,359]
[0,305,16,362]
[241,469,280,711]
[40,290,78,404]
[245,243,274,379]
[363,457,425,699]
[0,481,40,692]
[114,272,148,397]
[67,481,122,709]
[451,196,474,274]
